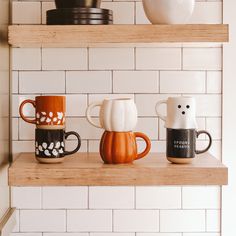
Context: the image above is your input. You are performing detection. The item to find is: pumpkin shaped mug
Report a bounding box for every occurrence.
[86,98,138,132]
[100,131,151,164]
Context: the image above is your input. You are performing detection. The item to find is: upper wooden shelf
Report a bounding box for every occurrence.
[8,24,229,47]
[9,152,228,186]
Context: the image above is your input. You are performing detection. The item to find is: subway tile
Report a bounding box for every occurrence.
[160,210,205,232]
[101,2,134,24]
[207,71,222,94]
[190,2,222,24]
[20,210,66,232]
[66,71,112,93]
[42,187,88,209]
[12,2,41,24]
[206,118,221,140]
[182,186,220,209]
[89,48,134,70]
[183,234,220,236]
[66,95,87,117]
[42,48,87,70]
[113,71,158,93]
[193,95,221,117]
[135,117,158,140]
[114,210,159,232]
[136,187,181,209]
[160,71,205,93]
[89,187,134,209]
[43,234,88,236]
[67,210,112,232]
[137,140,159,153]
[12,210,19,232]
[91,234,134,236]
[137,234,181,236]
[135,1,150,24]
[67,118,103,140]
[11,234,42,236]
[11,187,41,209]
[19,119,34,140]
[209,141,221,160]
[183,48,222,71]
[12,48,41,70]
[12,141,35,154]
[206,210,220,232]
[136,48,181,70]
[19,71,65,94]
[12,71,19,93]
[41,2,55,24]
[12,118,19,140]
[135,94,179,117]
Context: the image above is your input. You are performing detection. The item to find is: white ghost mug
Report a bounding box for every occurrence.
[155,97,198,129]
[86,98,138,132]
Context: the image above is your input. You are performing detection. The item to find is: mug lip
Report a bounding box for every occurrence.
[168,96,194,100]
[103,97,133,101]
[35,95,65,99]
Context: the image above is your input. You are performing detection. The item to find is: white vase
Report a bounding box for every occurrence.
[86,98,138,132]
[142,0,195,24]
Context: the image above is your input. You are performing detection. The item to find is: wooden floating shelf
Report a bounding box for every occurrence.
[8,24,229,47]
[9,152,228,186]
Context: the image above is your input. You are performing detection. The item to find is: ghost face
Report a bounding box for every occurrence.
[166,97,197,129]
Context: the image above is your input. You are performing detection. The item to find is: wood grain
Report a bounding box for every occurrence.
[8,153,228,186]
[8,24,229,47]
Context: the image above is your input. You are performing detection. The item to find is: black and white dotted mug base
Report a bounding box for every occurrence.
[36,156,65,164]
[167,157,193,164]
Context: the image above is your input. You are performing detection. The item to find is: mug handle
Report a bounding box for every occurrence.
[155,100,167,121]
[19,99,36,124]
[86,102,102,128]
[134,132,151,160]
[195,130,212,154]
[64,131,81,156]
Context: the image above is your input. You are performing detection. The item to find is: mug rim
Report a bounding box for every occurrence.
[35,95,65,99]
[168,96,194,100]
[104,97,133,101]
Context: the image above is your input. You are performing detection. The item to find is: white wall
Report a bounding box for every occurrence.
[11,0,223,235]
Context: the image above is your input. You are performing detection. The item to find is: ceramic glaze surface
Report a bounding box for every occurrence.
[19,96,66,129]
[86,98,138,132]
[142,0,195,24]
[156,96,198,129]
[99,131,151,164]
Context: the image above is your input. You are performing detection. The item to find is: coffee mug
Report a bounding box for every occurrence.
[19,96,66,129]
[100,131,151,164]
[86,98,138,132]
[35,129,81,163]
[156,96,197,129]
[166,128,212,164]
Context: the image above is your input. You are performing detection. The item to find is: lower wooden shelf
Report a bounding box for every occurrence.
[9,152,227,186]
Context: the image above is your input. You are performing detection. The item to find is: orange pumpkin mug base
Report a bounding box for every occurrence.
[99,131,151,164]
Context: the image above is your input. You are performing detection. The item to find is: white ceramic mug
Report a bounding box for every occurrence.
[156,96,197,129]
[86,98,138,132]
[142,0,195,24]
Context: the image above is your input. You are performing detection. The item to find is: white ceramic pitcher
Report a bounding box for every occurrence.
[156,96,198,129]
[86,98,138,132]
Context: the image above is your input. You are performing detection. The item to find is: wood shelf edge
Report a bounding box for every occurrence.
[8,24,229,47]
[8,152,228,186]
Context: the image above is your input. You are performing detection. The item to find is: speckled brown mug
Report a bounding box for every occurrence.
[19,96,66,129]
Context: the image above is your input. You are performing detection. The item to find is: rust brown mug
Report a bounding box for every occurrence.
[100,131,151,164]
[19,96,66,129]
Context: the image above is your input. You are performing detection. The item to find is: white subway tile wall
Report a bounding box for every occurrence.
[11,0,222,235]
